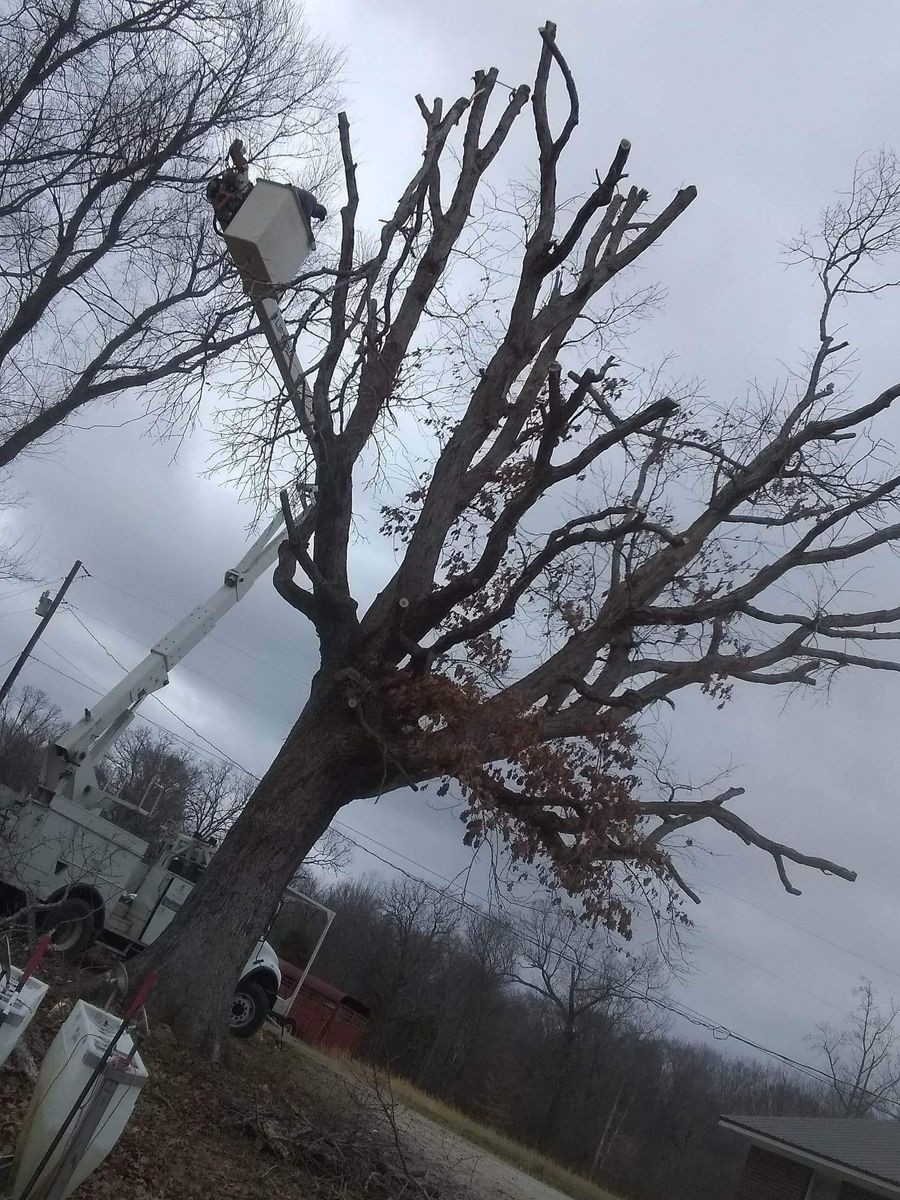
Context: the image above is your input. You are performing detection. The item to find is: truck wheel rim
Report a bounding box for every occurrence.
[50,920,81,952]
[231,993,254,1028]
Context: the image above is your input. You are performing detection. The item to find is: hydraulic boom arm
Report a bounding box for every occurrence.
[41,143,324,814]
[40,512,285,810]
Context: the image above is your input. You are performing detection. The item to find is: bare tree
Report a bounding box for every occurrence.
[294,826,351,878]
[368,879,461,1019]
[0,685,64,793]
[99,725,197,841]
[0,0,337,468]
[104,730,352,868]
[415,909,516,1095]
[137,26,900,1051]
[513,900,661,1145]
[808,979,900,1118]
[180,758,249,841]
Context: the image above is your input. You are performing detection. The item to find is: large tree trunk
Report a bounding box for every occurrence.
[135,681,371,1056]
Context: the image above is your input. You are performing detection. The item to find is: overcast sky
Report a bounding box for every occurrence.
[6,0,900,1073]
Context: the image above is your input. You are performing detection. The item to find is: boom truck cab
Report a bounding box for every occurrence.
[0,146,329,1037]
[0,513,289,1036]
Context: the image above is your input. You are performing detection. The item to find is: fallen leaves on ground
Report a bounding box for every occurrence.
[0,997,459,1200]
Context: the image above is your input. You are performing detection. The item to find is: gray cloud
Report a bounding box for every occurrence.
[4,0,900,1073]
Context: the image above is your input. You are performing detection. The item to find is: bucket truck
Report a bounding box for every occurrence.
[0,147,333,1037]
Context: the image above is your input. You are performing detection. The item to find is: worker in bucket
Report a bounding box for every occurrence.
[206,139,326,231]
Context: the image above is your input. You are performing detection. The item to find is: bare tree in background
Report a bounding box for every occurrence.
[180,757,352,873]
[0,0,337,468]
[102,723,351,868]
[513,900,662,1145]
[368,879,461,1019]
[0,686,64,793]
[808,979,900,1118]
[181,758,250,841]
[138,25,900,1051]
[291,827,351,882]
[415,908,516,1096]
[99,725,197,841]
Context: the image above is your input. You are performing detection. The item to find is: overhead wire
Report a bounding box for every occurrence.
[695,932,846,1016]
[24,630,878,1011]
[18,627,900,1117]
[63,609,262,769]
[701,878,900,986]
[83,572,310,685]
[62,602,295,728]
[59,571,900,993]
[323,827,900,1120]
[0,582,48,606]
[30,654,245,770]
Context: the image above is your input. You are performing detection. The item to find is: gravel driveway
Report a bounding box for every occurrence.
[392,1101,576,1200]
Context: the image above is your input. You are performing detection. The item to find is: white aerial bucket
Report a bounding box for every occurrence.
[223,179,315,297]
[0,966,48,1071]
[12,1000,148,1200]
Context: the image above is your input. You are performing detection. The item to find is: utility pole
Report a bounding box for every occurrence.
[0,561,82,706]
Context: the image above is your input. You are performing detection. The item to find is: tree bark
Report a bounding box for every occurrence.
[538,1024,576,1146]
[134,681,370,1055]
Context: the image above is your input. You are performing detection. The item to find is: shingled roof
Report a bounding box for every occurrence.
[721,1115,900,1194]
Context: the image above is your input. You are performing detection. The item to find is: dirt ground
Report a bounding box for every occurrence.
[0,997,571,1200]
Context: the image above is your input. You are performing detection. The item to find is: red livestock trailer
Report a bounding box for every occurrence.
[276,960,370,1054]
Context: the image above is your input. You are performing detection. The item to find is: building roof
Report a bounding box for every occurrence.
[721,1115,900,1193]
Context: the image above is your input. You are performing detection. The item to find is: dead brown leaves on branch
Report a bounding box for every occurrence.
[219,28,900,938]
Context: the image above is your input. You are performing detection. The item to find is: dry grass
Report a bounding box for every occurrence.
[379,1075,621,1200]
[1,959,619,1200]
[285,1037,621,1200]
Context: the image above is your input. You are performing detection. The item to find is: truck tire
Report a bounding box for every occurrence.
[41,898,96,956]
[230,978,269,1038]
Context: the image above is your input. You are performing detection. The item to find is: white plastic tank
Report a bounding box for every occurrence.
[0,965,48,1070]
[223,179,315,297]
[12,1000,147,1200]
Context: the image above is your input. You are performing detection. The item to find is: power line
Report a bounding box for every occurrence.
[332,829,900,1119]
[0,571,83,613]
[64,610,258,772]
[60,571,900,994]
[41,638,102,684]
[330,820,866,1017]
[19,642,899,1116]
[696,932,846,1016]
[0,582,48,607]
[63,603,295,728]
[84,573,310,686]
[29,654,254,773]
[702,878,900,987]
[67,608,125,672]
